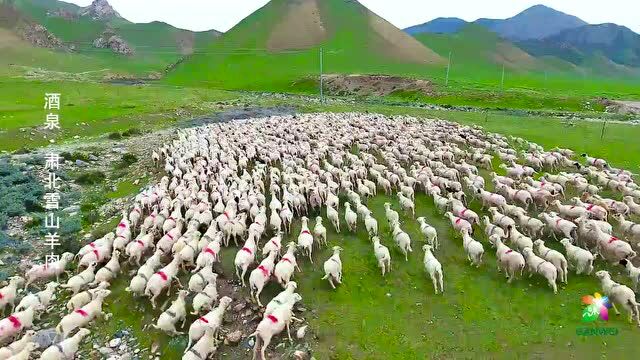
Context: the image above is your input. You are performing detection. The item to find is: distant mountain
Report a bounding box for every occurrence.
[519,23,640,67]
[475,5,587,41]
[79,0,120,20]
[167,0,444,89]
[414,23,570,74]
[404,17,467,35]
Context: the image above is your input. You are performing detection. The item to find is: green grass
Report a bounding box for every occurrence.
[0,80,237,151]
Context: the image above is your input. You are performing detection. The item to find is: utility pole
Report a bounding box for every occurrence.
[319,47,324,104]
[445,51,451,87]
[501,64,505,90]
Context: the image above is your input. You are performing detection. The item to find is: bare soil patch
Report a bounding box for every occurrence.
[368,12,444,65]
[267,0,327,51]
[323,74,435,97]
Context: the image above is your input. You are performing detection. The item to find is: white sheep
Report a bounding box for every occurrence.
[422,245,444,294]
[445,212,472,235]
[391,223,413,261]
[344,202,358,232]
[193,237,221,273]
[397,193,415,217]
[326,205,340,233]
[125,250,163,296]
[619,259,640,291]
[322,246,343,289]
[0,305,41,343]
[39,328,90,360]
[533,240,568,284]
[0,330,36,359]
[383,202,399,227]
[0,277,25,316]
[297,217,315,263]
[185,296,232,353]
[264,282,298,317]
[145,257,182,308]
[188,267,218,293]
[24,252,74,288]
[461,230,484,267]
[263,231,283,257]
[522,248,558,294]
[595,271,640,326]
[488,235,525,283]
[4,342,37,360]
[559,238,595,275]
[153,290,188,335]
[56,289,110,339]
[191,283,218,315]
[416,217,438,249]
[182,327,219,360]
[234,235,257,287]
[249,293,302,360]
[92,249,121,285]
[363,210,378,238]
[66,282,109,311]
[60,263,97,295]
[313,217,327,247]
[249,251,277,306]
[371,236,391,276]
[274,242,301,287]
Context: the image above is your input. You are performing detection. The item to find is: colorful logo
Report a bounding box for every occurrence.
[581,292,612,322]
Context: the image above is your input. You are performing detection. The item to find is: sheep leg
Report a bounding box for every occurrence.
[286,321,293,341]
[431,274,439,294]
[611,302,621,315]
[240,266,248,287]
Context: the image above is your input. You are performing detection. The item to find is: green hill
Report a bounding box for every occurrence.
[166,0,444,91]
[414,24,575,79]
[1,0,221,76]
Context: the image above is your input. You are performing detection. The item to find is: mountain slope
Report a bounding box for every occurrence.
[404,17,467,35]
[413,24,574,77]
[475,4,587,41]
[519,23,640,68]
[166,0,444,90]
[4,0,221,71]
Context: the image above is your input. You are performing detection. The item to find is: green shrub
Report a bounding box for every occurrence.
[122,128,142,137]
[108,132,123,140]
[61,151,90,162]
[0,161,44,228]
[121,153,138,166]
[75,171,106,185]
[13,147,31,155]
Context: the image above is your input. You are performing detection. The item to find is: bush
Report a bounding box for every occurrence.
[108,132,122,140]
[75,171,106,185]
[121,128,142,137]
[13,147,31,155]
[0,161,44,228]
[119,153,138,167]
[60,151,90,162]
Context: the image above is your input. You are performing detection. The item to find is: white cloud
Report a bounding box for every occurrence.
[61,0,640,34]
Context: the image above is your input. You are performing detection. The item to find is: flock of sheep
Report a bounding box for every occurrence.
[1,112,640,359]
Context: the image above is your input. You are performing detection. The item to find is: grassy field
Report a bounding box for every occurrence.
[0,80,238,151]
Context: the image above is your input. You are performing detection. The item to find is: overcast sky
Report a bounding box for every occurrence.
[63,0,640,34]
